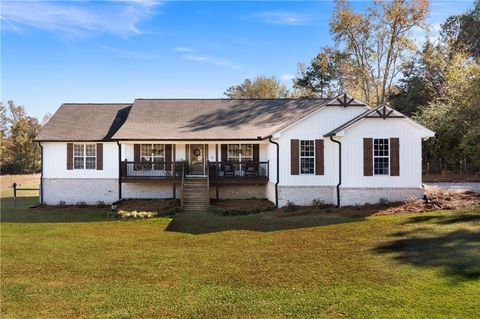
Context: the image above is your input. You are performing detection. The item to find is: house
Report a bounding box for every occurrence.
[34,93,435,210]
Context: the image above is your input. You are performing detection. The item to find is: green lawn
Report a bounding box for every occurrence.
[1,187,479,318]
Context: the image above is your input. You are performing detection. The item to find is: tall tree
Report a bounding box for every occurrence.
[293,47,346,98]
[389,40,448,115]
[7,101,42,173]
[0,103,11,171]
[441,0,480,59]
[224,76,290,98]
[330,0,429,105]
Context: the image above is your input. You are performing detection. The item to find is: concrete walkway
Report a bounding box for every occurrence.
[424,182,480,193]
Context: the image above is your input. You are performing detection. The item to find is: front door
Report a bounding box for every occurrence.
[189,144,205,175]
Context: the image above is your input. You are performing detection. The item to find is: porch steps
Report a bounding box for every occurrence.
[182,176,210,212]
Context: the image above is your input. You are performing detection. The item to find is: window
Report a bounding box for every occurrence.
[300,140,315,174]
[140,144,165,170]
[373,138,389,175]
[73,143,96,170]
[227,144,253,162]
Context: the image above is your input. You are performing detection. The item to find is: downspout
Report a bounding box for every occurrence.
[268,137,279,208]
[330,135,341,207]
[117,141,122,200]
[39,142,43,204]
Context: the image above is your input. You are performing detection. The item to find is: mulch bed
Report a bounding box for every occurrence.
[276,189,480,217]
[117,199,180,213]
[211,199,275,210]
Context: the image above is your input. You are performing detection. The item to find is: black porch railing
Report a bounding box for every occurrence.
[121,161,184,179]
[208,161,269,180]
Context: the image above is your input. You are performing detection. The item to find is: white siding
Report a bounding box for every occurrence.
[341,118,423,188]
[42,142,118,179]
[278,106,366,186]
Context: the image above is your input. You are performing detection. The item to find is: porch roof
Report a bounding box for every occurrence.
[112,98,329,140]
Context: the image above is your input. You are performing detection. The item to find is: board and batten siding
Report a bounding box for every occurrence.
[42,142,118,179]
[278,106,366,186]
[341,118,423,188]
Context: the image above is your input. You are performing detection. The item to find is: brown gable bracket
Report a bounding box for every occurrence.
[366,105,405,120]
[327,93,365,108]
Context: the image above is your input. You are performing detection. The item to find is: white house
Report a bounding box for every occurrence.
[35,93,434,210]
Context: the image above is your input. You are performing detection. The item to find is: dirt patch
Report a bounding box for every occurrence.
[211,199,275,210]
[117,199,180,214]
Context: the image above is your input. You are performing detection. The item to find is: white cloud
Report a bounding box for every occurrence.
[174,47,196,53]
[1,0,162,37]
[281,73,295,81]
[252,11,309,26]
[182,53,240,70]
[99,45,162,60]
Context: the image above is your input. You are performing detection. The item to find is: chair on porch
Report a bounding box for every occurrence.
[223,162,235,177]
[244,161,258,177]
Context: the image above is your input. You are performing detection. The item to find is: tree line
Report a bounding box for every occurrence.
[0,101,50,174]
[225,0,480,170]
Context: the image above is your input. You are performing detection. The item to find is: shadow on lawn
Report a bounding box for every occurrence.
[374,212,480,281]
[1,196,111,223]
[165,211,365,234]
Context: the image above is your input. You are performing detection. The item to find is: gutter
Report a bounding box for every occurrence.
[268,137,279,208]
[329,135,342,207]
[39,142,43,204]
[117,141,122,201]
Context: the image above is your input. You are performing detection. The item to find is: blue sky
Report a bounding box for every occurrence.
[1,0,475,118]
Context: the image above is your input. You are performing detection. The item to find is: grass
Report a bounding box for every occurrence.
[1,185,479,318]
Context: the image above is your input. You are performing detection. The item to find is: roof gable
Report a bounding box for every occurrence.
[324,104,435,138]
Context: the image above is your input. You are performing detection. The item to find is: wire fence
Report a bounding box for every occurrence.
[422,159,480,174]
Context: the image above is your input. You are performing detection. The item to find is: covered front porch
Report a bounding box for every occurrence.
[119,142,271,185]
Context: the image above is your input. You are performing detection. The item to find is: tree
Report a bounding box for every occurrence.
[388,40,448,115]
[224,76,290,98]
[293,47,346,98]
[0,103,11,170]
[330,0,429,105]
[441,0,480,59]
[415,51,480,165]
[6,101,42,173]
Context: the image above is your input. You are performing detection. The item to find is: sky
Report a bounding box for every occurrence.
[1,0,475,119]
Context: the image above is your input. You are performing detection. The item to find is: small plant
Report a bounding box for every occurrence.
[96,201,106,208]
[167,207,183,215]
[76,201,87,208]
[378,197,390,206]
[311,198,328,209]
[208,206,226,216]
[286,200,297,212]
[57,200,66,206]
[254,206,274,214]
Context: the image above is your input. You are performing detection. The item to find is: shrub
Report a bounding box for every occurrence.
[286,201,297,212]
[253,206,274,214]
[57,200,66,206]
[379,197,390,206]
[116,210,158,219]
[208,206,227,216]
[167,207,183,215]
[311,198,328,209]
[96,201,106,208]
[76,201,87,208]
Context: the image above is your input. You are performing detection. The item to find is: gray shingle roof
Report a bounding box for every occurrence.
[111,98,330,140]
[35,103,131,141]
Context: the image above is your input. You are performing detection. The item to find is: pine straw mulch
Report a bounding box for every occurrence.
[375,189,480,215]
[117,199,180,213]
[276,189,480,218]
